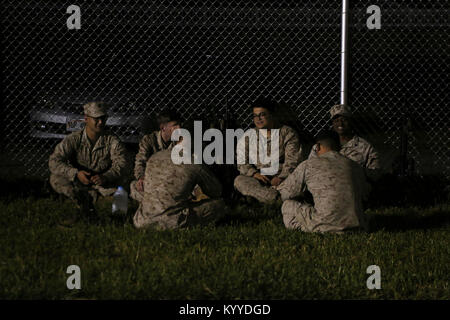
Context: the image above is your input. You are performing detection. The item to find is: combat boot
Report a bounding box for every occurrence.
[57,200,81,227]
[69,190,98,224]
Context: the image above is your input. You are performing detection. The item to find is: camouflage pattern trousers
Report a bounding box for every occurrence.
[234,175,279,203]
[281,200,360,234]
[130,181,209,203]
[281,200,317,232]
[50,174,118,203]
[133,199,228,230]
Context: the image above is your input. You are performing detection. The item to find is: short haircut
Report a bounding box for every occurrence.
[315,130,340,151]
[157,109,182,126]
[250,97,278,114]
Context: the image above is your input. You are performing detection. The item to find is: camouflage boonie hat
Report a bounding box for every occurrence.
[330,104,352,119]
[83,101,108,117]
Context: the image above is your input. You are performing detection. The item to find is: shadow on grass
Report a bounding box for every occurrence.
[96,213,134,227]
[217,202,282,227]
[368,208,450,232]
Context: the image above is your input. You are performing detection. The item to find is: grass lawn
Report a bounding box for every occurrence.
[0,193,449,300]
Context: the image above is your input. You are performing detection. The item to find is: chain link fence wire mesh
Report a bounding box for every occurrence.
[348,0,449,203]
[2,1,449,201]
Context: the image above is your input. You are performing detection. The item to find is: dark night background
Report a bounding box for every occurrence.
[2,0,449,185]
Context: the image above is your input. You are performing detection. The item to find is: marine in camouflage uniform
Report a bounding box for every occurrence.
[49,102,130,208]
[133,148,228,230]
[130,110,181,202]
[234,98,302,204]
[130,130,174,201]
[278,131,370,233]
[308,104,381,182]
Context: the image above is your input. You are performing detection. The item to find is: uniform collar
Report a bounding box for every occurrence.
[82,129,106,151]
[256,126,282,140]
[157,130,171,149]
[341,135,359,148]
[319,150,340,159]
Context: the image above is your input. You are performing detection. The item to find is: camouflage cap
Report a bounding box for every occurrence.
[83,101,108,118]
[330,104,352,119]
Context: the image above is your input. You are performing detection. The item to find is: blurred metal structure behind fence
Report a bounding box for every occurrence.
[2,1,449,187]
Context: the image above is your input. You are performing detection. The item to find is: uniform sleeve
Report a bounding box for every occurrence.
[364,144,382,182]
[102,138,130,183]
[278,128,301,179]
[277,161,307,201]
[196,166,222,199]
[237,164,258,177]
[236,131,258,177]
[134,134,154,179]
[48,136,79,181]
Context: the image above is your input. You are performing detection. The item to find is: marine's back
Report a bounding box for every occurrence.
[305,151,368,231]
[142,149,222,216]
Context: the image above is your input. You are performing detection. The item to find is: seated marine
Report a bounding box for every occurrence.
[133,122,228,230]
[278,130,370,233]
[308,104,381,182]
[130,109,182,202]
[234,97,302,204]
[49,101,130,222]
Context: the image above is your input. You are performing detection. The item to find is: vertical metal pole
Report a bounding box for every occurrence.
[340,0,349,105]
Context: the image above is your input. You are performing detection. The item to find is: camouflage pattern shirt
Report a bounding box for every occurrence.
[308,135,381,181]
[237,125,302,179]
[277,151,370,232]
[134,148,222,222]
[134,130,173,179]
[48,129,130,184]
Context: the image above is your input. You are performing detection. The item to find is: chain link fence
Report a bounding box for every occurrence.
[349,0,449,174]
[348,0,449,203]
[2,0,449,200]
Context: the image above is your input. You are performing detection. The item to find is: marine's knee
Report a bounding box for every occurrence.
[281,200,302,230]
[281,199,298,215]
[133,212,149,229]
[49,174,73,194]
[49,174,64,188]
[133,220,145,229]
[233,175,246,190]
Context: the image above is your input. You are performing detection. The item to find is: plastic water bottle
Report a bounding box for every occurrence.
[112,186,128,214]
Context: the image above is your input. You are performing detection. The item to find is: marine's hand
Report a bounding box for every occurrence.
[77,170,91,185]
[136,177,145,192]
[193,185,210,201]
[91,174,105,186]
[253,173,271,185]
[270,176,284,187]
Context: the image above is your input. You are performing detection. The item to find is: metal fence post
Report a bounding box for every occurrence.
[2,1,448,182]
[340,0,349,105]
